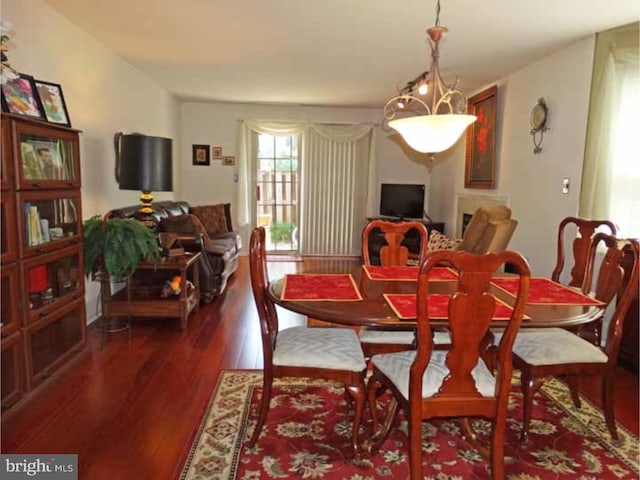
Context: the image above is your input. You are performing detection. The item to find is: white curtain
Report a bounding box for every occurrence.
[579,22,640,236]
[236,120,376,255]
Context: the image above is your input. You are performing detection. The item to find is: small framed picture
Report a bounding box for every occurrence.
[222,156,235,166]
[212,146,222,159]
[34,79,72,127]
[192,144,210,166]
[0,74,45,120]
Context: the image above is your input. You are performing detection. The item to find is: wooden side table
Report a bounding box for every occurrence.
[103,252,201,331]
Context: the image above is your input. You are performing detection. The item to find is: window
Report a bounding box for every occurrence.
[255,134,300,252]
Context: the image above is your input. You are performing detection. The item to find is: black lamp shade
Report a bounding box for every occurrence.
[118,134,173,192]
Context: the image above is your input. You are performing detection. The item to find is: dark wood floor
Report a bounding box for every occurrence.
[1,257,638,479]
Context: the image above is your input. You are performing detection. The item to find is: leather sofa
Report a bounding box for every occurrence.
[105,201,241,302]
[457,205,517,254]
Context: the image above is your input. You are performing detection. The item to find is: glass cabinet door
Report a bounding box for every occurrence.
[1,192,17,264]
[22,245,84,326]
[12,121,80,190]
[1,263,21,337]
[1,116,13,191]
[1,333,25,410]
[16,190,82,258]
[25,298,85,387]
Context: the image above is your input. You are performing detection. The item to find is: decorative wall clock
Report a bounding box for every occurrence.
[530,97,549,154]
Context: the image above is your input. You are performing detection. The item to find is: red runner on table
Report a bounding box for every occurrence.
[491,277,605,306]
[281,274,362,301]
[363,265,458,281]
[384,293,516,320]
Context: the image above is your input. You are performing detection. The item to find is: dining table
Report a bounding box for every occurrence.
[267,257,605,329]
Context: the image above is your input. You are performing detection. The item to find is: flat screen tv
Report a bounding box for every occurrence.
[379,183,425,220]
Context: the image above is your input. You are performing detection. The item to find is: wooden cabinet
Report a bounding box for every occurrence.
[0,112,86,418]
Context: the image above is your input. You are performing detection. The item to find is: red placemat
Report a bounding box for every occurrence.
[281,274,362,301]
[363,265,458,281]
[491,277,605,306]
[384,293,516,320]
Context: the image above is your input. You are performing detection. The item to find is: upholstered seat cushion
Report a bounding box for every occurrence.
[359,329,451,345]
[359,329,415,344]
[372,350,495,399]
[510,328,608,365]
[274,326,366,372]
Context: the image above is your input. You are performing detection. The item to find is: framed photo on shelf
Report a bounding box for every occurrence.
[222,156,235,166]
[211,146,222,159]
[464,85,497,189]
[34,79,72,127]
[0,74,45,120]
[192,144,210,166]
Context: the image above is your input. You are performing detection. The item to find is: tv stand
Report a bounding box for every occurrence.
[365,217,445,265]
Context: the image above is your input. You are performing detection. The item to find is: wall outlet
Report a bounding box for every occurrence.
[562,178,570,194]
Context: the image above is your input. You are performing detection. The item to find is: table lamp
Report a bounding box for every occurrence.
[115,132,173,225]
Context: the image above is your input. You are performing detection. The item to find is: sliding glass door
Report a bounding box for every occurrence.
[256,134,300,252]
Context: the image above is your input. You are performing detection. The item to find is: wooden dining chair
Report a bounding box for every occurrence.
[362,219,429,267]
[360,220,430,357]
[551,217,617,345]
[365,250,530,480]
[552,216,617,287]
[511,234,639,442]
[247,227,367,453]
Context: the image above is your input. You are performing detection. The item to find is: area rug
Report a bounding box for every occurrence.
[180,371,639,479]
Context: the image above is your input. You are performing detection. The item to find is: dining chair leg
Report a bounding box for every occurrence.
[408,409,423,480]
[520,371,544,443]
[346,381,366,453]
[490,417,506,480]
[563,376,582,408]
[366,376,381,430]
[602,372,619,441]
[248,374,273,447]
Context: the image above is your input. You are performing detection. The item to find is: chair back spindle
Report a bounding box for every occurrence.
[362,220,429,266]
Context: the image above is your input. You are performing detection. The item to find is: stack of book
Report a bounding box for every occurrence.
[24,203,51,246]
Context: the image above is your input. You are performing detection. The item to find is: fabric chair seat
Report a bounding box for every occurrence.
[359,329,451,345]
[274,326,367,372]
[371,350,496,400]
[509,328,608,366]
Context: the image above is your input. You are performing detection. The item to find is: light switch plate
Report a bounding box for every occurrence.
[562,178,570,194]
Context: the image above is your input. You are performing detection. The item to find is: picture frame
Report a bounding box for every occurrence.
[192,145,210,166]
[222,156,235,166]
[34,79,72,127]
[211,146,222,159]
[464,85,497,189]
[0,73,45,120]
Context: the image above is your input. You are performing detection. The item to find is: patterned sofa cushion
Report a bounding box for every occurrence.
[191,204,230,237]
[427,230,463,252]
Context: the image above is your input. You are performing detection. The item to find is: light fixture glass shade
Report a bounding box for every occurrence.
[389,114,476,153]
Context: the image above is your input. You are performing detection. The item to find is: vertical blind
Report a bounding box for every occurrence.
[300,129,372,255]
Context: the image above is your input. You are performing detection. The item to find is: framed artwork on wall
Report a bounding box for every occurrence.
[212,146,222,159]
[0,73,45,120]
[192,144,210,166]
[222,156,235,166]
[464,85,497,189]
[34,79,72,127]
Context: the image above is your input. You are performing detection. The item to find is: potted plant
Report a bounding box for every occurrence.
[83,216,160,281]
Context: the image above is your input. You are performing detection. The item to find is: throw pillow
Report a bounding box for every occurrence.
[427,230,462,252]
[159,214,196,234]
[191,204,229,237]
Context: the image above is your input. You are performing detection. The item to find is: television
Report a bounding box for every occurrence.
[379,183,425,220]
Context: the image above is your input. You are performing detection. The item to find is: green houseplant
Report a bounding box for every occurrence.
[83,216,160,280]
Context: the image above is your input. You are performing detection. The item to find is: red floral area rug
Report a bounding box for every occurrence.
[180,371,639,479]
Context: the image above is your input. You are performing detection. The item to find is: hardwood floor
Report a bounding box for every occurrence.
[1,257,638,479]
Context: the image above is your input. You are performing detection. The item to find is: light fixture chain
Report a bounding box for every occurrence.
[435,0,441,27]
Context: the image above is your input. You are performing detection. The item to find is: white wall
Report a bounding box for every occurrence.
[3,0,180,321]
[428,37,596,276]
[180,101,435,249]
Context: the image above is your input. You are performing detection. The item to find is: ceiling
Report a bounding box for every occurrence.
[44,0,639,108]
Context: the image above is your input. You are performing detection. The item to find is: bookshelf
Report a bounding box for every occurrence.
[1,113,86,416]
